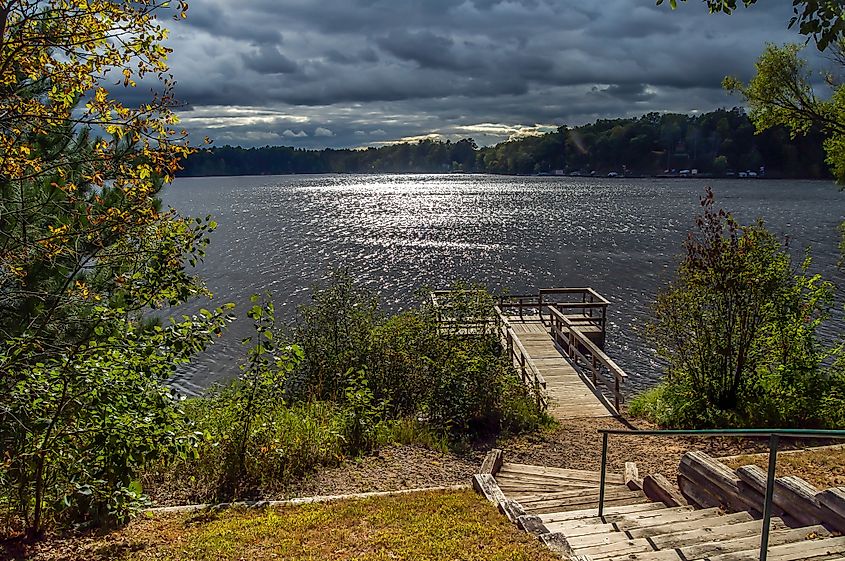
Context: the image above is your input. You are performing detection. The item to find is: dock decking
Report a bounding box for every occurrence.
[432,287,628,421]
[507,317,613,419]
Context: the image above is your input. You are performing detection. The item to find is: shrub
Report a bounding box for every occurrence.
[170,397,350,502]
[642,190,840,428]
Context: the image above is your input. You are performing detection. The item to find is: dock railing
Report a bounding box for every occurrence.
[547,306,626,412]
[497,288,608,331]
[494,305,548,409]
[596,428,845,561]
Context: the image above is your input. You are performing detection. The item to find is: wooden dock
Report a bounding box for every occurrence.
[432,287,628,420]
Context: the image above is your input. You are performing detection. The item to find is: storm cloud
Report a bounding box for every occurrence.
[162,0,825,148]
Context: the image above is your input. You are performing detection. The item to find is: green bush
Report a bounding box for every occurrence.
[172,397,350,502]
[293,276,551,439]
[641,191,843,429]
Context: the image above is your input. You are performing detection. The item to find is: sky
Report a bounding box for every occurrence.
[161,0,818,149]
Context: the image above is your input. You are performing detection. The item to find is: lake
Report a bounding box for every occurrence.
[162,174,845,396]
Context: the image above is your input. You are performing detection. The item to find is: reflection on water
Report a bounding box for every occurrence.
[161,174,845,396]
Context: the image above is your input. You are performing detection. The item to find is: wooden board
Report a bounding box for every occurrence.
[503,320,615,419]
[500,463,624,485]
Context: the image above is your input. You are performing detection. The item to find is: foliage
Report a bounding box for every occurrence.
[163,398,351,503]
[0,305,232,535]
[657,0,845,51]
[180,108,831,178]
[642,190,841,428]
[290,271,380,401]
[725,43,845,184]
[292,276,550,439]
[0,0,228,538]
[214,296,303,496]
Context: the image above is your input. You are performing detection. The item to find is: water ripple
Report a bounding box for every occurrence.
[162,174,845,396]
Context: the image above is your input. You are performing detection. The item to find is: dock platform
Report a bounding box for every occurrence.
[432,287,628,420]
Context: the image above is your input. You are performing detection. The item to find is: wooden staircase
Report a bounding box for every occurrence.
[473,452,845,561]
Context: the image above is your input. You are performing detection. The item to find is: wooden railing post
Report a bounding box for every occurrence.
[591,355,598,384]
[614,377,620,412]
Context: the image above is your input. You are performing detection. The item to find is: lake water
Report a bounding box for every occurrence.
[162,174,845,396]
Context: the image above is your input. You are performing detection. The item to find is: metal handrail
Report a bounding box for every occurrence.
[596,428,845,561]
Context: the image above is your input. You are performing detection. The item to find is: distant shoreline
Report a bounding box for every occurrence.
[174,171,834,182]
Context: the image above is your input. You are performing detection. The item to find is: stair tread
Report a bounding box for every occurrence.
[499,462,625,485]
[538,502,668,523]
[629,511,754,539]
[515,486,640,505]
[523,493,648,514]
[707,534,845,561]
[680,525,833,560]
[649,518,789,550]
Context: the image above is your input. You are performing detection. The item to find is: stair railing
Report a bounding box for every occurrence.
[597,428,845,561]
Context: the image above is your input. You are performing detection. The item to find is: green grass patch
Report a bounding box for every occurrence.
[16,490,560,561]
[722,447,845,489]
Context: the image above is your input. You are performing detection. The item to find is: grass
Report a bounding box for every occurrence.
[9,490,559,561]
[721,446,845,489]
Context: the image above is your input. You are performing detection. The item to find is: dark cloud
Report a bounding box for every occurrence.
[161,0,823,148]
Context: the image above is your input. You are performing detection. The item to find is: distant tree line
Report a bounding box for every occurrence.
[180,108,832,179]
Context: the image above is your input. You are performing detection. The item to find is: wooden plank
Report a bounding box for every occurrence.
[680,525,832,560]
[500,463,624,485]
[575,537,655,559]
[516,514,548,536]
[516,486,642,506]
[614,506,725,530]
[479,448,503,475]
[523,492,646,514]
[643,473,687,507]
[678,473,726,510]
[708,535,845,561]
[500,499,527,523]
[539,532,575,557]
[650,518,789,550]
[544,521,616,537]
[495,472,602,488]
[537,501,667,523]
[773,476,825,528]
[565,529,642,549]
[817,487,845,532]
[626,462,643,491]
[626,511,754,539]
[596,550,682,561]
[472,474,506,508]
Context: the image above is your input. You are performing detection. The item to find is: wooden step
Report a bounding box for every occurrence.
[626,511,754,539]
[498,482,599,495]
[543,507,690,534]
[499,463,624,485]
[575,537,656,559]
[496,473,602,489]
[680,525,832,560]
[564,529,641,549]
[614,507,725,531]
[524,491,648,514]
[600,550,683,561]
[515,485,638,505]
[538,501,668,524]
[707,535,845,561]
[649,518,789,550]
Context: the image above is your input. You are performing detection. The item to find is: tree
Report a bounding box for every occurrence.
[724,43,845,183]
[657,0,845,51]
[645,191,835,427]
[0,1,232,537]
